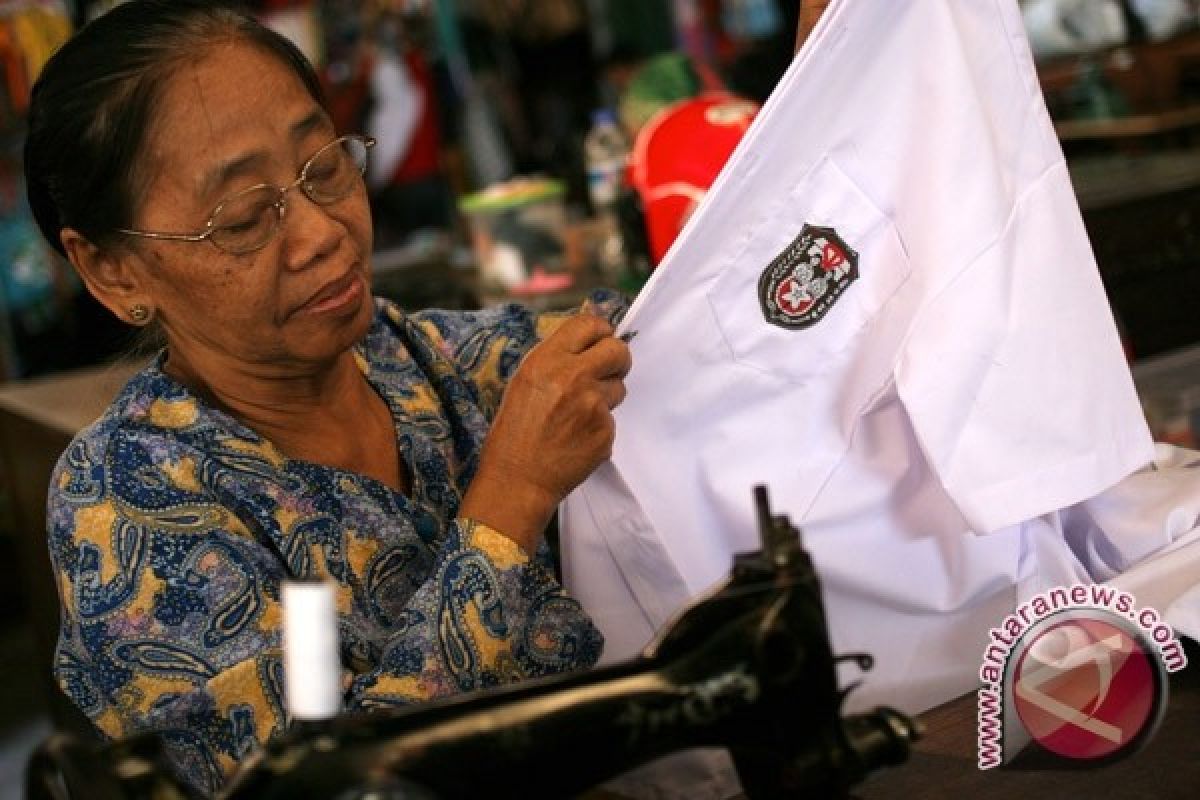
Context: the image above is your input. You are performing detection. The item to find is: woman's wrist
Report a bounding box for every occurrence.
[459,472,558,554]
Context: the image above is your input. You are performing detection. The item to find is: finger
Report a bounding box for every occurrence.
[551,312,615,355]
[596,376,627,410]
[579,336,632,380]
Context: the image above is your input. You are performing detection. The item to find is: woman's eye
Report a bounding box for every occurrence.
[307,165,340,183]
[219,217,263,235]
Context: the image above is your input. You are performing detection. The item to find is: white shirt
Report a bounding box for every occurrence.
[560,3,1184,794]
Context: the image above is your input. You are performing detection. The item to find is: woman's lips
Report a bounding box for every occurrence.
[298,270,364,315]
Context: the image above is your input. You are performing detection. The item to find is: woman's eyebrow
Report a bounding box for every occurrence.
[290,110,328,140]
[197,150,268,201]
[196,111,331,199]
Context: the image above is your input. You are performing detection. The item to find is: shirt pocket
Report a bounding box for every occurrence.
[704,154,911,386]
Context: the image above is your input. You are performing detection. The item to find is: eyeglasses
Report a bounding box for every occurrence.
[117,134,375,255]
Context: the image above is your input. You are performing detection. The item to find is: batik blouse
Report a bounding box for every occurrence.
[47,294,622,795]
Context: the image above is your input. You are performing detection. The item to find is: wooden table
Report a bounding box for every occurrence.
[1056,106,1200,143]
[1070,151,1200,358]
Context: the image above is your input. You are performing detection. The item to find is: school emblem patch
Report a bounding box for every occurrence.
[758,224,859,330]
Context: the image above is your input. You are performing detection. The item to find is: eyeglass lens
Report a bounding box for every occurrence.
[210,136,369,254]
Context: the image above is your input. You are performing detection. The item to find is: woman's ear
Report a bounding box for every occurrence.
[60,228,152,325]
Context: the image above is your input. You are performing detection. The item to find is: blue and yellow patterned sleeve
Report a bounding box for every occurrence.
[347,517,600,706]
[404,289,629,419]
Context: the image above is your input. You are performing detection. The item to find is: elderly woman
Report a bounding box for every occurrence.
[26,1,629,794]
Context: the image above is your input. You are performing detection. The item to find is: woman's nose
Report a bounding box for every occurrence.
[280,188,344,270]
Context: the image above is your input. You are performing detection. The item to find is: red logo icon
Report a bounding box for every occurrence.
[821,242,845,271]
[1012,615,1165,761]
[774,278,813,316]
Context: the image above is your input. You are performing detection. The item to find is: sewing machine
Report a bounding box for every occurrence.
[27,487,921,799]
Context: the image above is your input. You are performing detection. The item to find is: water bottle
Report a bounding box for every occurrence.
[585,110,629,279]
[585,109,629,214]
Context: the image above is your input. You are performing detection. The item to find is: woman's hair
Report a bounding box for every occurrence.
[24,0,325,257]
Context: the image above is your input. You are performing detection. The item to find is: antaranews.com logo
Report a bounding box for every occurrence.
[977,584,1187,769]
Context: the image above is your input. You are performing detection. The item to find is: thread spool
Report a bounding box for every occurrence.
[282,580,341,721]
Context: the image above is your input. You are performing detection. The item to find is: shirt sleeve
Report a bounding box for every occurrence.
[346,518,601,707]
[404,289,629,419]
[894,164,1155,534]
[48,430,602,795]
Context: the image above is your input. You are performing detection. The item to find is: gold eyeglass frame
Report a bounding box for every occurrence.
[117,134,376,255]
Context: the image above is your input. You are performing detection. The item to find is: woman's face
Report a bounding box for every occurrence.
[125,41,374,378]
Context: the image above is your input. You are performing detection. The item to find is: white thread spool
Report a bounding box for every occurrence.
[282,580,341,721]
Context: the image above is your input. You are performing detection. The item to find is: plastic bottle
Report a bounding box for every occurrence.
[585,109,629,214]
[585,110,629,279]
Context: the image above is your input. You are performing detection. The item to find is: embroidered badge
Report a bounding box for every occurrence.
[758,224,859,330]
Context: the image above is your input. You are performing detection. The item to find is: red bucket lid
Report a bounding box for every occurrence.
[629,92,759,265]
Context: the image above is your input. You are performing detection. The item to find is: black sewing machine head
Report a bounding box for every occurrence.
[29,487,921,799]
[632,485,921,797]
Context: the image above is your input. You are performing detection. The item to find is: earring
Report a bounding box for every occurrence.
[129,304,151,324]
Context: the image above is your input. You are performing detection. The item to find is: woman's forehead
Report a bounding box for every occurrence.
[152,44,323,159]
[145,43,328,197]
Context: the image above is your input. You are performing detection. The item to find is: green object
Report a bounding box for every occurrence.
[620,52,703,133]
[458,178,566,213]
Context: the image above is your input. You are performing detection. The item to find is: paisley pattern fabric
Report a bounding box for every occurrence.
[47,294,623,796]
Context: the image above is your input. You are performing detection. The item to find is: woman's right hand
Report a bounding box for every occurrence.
[459,313,632,552]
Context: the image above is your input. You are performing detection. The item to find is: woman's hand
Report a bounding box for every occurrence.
[460,313,632,552]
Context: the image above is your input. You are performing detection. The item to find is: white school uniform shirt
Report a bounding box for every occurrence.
[560,3,1176,793]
